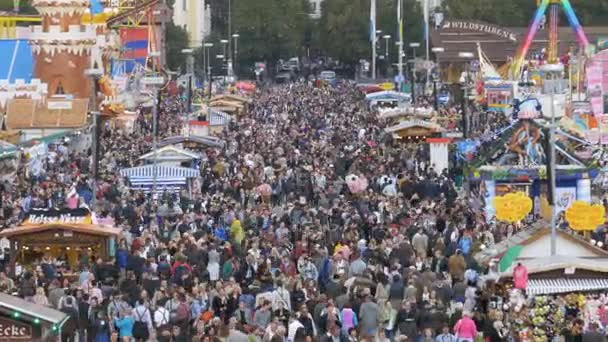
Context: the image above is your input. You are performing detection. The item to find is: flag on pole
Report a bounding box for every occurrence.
[397,0,403,42]
[370,0,376,43]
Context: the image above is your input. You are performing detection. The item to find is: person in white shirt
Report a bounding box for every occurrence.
[272,280,291,311]
[133,300,153,331]
[154,304,170,329]
[287,314,304,342]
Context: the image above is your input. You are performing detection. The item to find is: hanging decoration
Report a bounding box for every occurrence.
[493,192,533,223]
[565,200,605,231]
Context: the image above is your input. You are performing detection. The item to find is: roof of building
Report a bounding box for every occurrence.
[0,223,122,238]
[158,135,225,148]
[431,21,608,62]
[138,145,202,162]
[475,224,608,264]
[0,292,67,325]
[5,98,88,129]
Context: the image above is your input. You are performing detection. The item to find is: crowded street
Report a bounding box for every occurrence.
[0,0,608,341]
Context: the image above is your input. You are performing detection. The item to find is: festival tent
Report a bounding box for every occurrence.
[119,164,200,192]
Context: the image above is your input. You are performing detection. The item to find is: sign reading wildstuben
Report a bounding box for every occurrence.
[441,21,517,42]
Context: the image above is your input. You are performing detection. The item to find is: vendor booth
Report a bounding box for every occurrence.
[0,222,121,268]
[119,164,200,192]
[365,91,411,110]
[385,120,444,141]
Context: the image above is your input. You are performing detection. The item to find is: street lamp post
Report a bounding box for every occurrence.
[204,42,214,98]
[372,29,381,80]
[181,48,194,113]
[540,63,564,256]
[84,67,103,210]
[383,35,391,59]
[458,51,474,139]
[410,42,420,104]
[431,47,444,110]
[383,35,391,78]
[220,40,228,62]
[232,33,240,77]
[142,62,164,194]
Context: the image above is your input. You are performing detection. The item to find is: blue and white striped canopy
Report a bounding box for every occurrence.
[119,164,200,178]
[209,109,232,126]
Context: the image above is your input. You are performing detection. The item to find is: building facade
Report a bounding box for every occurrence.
[173,0,211,48]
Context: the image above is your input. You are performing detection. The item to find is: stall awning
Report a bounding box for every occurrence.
[209,109,232,126]
[119,164,199,178]
[527,278,608,296]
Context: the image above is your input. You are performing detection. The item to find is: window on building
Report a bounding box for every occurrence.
[311,2,317,13]
[182,0,187,11]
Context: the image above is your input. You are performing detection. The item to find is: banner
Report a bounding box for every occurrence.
[587,62,603,115]
[600,114,608,145]
[576,179,591,203]
[554,187,576,213]
[483,180,496,222]
[24,208,92,225]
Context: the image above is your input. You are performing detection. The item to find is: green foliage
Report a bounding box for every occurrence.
[0,0,38,14]
[165,22,190,72]
[231,0,310,69]
[319,0,423,66]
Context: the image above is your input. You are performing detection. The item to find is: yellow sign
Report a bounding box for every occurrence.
[493,192,533,223]
[565,200,605,231]
[378,82,395,91]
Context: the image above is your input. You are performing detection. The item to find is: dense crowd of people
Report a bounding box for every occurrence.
[0,80,605,342]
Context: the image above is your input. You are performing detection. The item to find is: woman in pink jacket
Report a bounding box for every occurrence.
[453,311,477,342]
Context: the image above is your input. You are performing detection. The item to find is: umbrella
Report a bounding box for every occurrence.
[346,174,368,194]
[235,81,256,91]
[256,183,272,197]
[499,245,523,272]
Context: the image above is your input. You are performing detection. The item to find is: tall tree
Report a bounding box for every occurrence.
[319,0,423,66]
[165,22,190,72]
[231,0,310,71]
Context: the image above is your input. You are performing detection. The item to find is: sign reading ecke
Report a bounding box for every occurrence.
[0,317,32,340]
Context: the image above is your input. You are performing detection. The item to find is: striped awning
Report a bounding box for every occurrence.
[119,164,199,178]
[209,109,232,126]
[527,278,608,296]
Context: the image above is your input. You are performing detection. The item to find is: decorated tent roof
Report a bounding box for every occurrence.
[384,120,444,134]
[365,90,410,101]
[158,135,225,148]
[138,145,202,162]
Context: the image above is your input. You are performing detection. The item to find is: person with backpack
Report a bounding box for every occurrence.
[113,308,135,341]
[132,300,152,341]
[171,293,191,337]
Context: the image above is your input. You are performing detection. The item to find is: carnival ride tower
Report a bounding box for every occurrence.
[510,0,589,80]
[29,0,96,98]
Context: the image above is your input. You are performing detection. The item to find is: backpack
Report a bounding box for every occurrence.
[132,308,149,340]
[172,264,189,285]
[172,302,190,324]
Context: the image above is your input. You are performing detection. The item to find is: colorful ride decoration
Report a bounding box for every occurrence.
[493,192,533,223]
[509,0,589,79]
[565,200,606,231]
